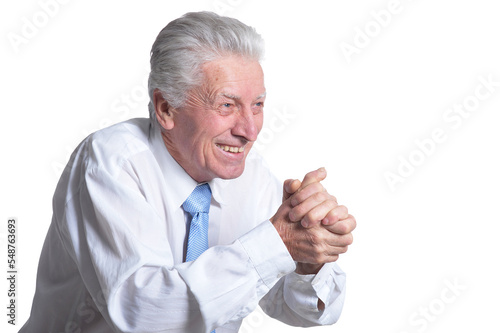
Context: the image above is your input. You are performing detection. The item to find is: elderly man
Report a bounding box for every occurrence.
[20,11,356,333]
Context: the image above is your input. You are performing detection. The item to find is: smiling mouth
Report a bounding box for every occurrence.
[216,144,246,153]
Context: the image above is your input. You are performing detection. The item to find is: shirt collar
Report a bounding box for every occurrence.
[208,177,228,206]
[149,123,227,209]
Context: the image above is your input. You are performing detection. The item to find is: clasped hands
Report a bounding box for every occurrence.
[271,167,356,275]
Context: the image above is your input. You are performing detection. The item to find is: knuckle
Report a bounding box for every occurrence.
[350,214,357,229]
[345,233,354,246]
[316,248,328,261]
[301,215,312,227]
[290,206,305,221]
[311,182,324,193]
[292,189,306,201]
[332,206,345,220]
[339,215,356,233]
[305,211,320,225]
[303,171,316,183]
[341,234,353,246]
[335,221,349,234]
[312,191,325,202]
[327,199,339,210]
[338,205,348,214]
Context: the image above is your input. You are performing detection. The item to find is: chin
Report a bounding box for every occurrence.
[215,165,245,180]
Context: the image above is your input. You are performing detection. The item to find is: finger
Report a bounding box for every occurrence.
[314,229,352,252]
[321,205,348,226]
[309,242,346,263]
[301,199,339,228]
[324,245,349,257]
[291,182,332,207]
[325,232,353,248]
[288,191,332,223]
[326,247,348,259]
[283,179,301,202]
[324,214,357,235]
[289,193,337,227]
[299,167,327,190]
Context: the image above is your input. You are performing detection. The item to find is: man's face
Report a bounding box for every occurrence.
[161,55,265,183]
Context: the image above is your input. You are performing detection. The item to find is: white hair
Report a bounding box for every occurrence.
[148,11,265,126]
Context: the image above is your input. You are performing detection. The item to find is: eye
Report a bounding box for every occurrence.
[216,102,237,116]
[252,101,264,114]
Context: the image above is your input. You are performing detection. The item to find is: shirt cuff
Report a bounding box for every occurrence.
[238,220,296,289]
[284,262,346,318]
[312,262,346,307]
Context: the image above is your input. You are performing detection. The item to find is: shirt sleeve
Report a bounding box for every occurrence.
[259,262,346,326]
[69,157,296,333]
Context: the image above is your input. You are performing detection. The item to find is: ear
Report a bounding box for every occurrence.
[154,89,175,130]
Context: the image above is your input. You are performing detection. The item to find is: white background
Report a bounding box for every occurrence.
[1,0,499,332]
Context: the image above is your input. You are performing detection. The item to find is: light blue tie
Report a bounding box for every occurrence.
[183,183,212,262]
[183,184,216,332]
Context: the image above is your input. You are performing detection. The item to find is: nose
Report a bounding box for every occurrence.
[231,107,262,142]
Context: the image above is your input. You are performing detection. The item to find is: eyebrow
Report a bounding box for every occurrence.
[220,92,267,101]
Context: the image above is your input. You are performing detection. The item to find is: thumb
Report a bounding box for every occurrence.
[282,179,301,202]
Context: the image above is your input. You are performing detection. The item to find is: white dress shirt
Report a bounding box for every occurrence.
[20,118,346,333]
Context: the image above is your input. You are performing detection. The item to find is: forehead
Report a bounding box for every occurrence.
[201,56,265,95]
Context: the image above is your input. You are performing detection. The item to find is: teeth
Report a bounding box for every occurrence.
[216,144,245,153]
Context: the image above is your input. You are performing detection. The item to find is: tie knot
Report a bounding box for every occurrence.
[182,183,212,215]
